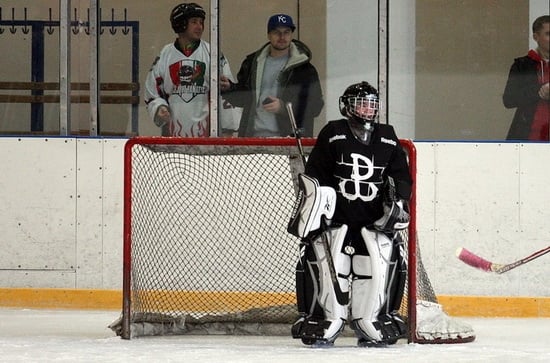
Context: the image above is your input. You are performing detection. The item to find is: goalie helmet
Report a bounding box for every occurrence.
[170,3,206,33]
[339,81,380,124]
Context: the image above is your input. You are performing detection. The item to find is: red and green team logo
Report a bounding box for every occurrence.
[169,59,207,102]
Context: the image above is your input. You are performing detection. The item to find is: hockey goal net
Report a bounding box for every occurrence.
[111,137,475,343]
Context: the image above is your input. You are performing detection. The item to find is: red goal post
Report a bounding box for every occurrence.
[114,136,474,344]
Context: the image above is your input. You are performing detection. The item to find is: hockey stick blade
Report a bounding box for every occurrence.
[456,246,550,274]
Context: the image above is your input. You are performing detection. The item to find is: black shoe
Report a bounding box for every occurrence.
[291,316,306,339]
[357,337,387,348]
[311,340,334,348]
[301,336,317,345]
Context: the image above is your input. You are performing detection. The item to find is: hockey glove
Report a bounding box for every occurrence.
[374,200,410,233]
[287,174,336,238]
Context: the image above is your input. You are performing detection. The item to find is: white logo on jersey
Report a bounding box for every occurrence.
[170,59,207,103]
[336,153,384,202]
[329,134,346,143]
[381,137,396,146]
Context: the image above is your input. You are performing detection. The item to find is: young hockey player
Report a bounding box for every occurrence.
[288,81,413,347]
[144,3,238,137]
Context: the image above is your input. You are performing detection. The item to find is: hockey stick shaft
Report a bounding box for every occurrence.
[285,102,307,168]
[456,245,550,274]
[494,245,550,274]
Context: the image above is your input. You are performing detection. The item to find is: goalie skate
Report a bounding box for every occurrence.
[294,311,347,346]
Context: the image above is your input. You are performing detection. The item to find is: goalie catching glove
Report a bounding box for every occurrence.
[374,176,410,233]
[374,200,410,233]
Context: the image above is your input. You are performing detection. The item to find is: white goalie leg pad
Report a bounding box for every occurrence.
[351,229,393,342]
[288,174,337,238]
[310,224,351,341]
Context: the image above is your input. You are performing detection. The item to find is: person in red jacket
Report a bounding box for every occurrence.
[503,15,549,140]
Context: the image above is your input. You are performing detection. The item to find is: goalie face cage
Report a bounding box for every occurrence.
[117,137,474,344]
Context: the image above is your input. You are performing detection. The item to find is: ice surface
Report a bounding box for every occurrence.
[0,308,548,362]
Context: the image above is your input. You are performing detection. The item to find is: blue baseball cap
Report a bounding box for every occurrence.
[267,14,296,33]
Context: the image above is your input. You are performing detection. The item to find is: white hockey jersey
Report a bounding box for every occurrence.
[144,40,240,137]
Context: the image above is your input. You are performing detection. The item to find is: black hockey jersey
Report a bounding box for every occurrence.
[305,119,412,229]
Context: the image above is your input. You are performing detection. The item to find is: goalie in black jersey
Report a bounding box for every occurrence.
[288,81,413,347]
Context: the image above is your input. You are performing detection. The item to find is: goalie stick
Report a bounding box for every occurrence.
[456,245,550,274]
[286,102,348,306]
[285,102,307,167]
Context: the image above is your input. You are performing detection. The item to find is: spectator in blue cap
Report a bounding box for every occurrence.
[221,13,324,137]
[267,13,296,32]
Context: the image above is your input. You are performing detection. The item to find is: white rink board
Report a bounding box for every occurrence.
[75,138,105,288]
[0,138,77,275]
[100,139,125,289]
[0,137,125,289]
[415,142,550,297]
[0,138,549,299]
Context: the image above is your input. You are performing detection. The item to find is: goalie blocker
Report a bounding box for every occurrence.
[287,174,336,239]
[288,174,409,346]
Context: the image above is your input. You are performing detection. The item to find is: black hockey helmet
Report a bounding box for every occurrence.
[170,3,206,33]
[339,81,380,124]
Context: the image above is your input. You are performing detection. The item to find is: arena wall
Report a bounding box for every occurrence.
[0,137,548,317]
